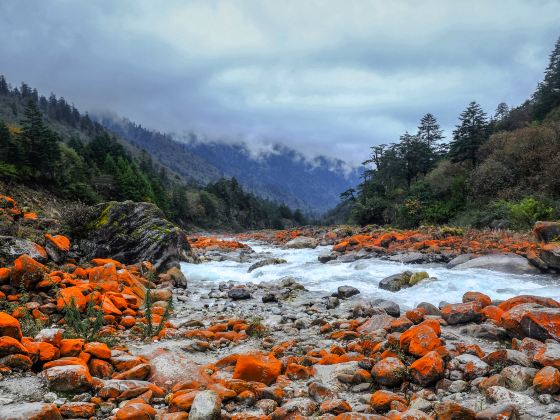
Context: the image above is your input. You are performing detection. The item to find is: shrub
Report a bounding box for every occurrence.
[62,298,105,343]
[507,197,554,230]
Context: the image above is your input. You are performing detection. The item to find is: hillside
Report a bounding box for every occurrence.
[345,36,560,231]
[97,114,361,214]
[0,76,306,231]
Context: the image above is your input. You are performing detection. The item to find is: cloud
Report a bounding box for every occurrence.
[1,0,559,164]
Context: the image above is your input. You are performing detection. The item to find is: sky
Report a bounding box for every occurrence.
[1,0,559,165]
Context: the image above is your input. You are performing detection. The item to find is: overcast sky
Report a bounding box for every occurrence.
[1,1,559,164]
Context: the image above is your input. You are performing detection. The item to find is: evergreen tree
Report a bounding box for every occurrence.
[533,36,560,120]
[493,102,509,121]
[0,76,8,95]
[448,101,489,165]
[417,113,444,149]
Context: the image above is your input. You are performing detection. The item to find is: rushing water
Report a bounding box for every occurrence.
[181,241,560,309]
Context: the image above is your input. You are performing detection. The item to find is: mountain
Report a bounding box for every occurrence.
[97,114,361,214]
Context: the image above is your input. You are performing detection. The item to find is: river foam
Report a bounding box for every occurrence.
[181,241,560,309]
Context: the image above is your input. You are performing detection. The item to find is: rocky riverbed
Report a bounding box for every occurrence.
[3,193,560,419]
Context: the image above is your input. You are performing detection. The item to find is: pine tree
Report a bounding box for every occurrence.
[533,37,560,120]
[0,76,8,95]
[448,101,489,166]
[493,102,509,121]
[417,113,444,149]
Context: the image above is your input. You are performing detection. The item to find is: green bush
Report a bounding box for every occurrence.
[507,197,553,230]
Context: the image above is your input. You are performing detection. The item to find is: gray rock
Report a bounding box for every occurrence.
[0,402,61,420]
[417,302,441,316]
[448,354,489,380]
[452,253,540,275]
[379,271,412,292]
[318,253,337,263]
[446,254,474,269]
[189,390,221,420]
[388,252,426,264]
[77,201,191,272]
[337,285,360,299]
[228,288,251,300]
[372,299,401,317]
[500,365,537,391]
[248,258,287,273]
[534,221,560,243]
[0,236,48,265]
[285,237,318,249]
[475,403,520,420]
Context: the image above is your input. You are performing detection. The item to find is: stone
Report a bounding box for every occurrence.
[447,254,474,269]
[369,390,407,412]
[533,366,560,394]
[416,302,441,316]
[285,236,318,249]
[399,324,441,357]
[433,401,476,420]
[232,353,281,385]
[337,285,360,299]
[408,271,429,286]
[463,291,492,308]
[371,357,406,387]
[0,237,48,266]
[451,253,540,274]
[448,354,489,380]
[500,365,537,391]
[379,271,412,292]
[228,288,251,300]
[441,301,483,325]
[519,306,560,341]
[77,201,191,272]
[534,341,560,369]
[410,351,444,386]
[248,258,286,273]
[189,390,221,420]
[116,402,156,420]
[10,254,47,289]
[540,244,560,271]
[58,402,96,418]
[485,386,534,406]
[41,365,93,392]
[0,312,22,340]
[475,403,519,420]
[534,221,560,243]
[0,402,62,420]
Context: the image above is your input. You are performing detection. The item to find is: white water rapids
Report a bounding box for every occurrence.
[181,241,560,309]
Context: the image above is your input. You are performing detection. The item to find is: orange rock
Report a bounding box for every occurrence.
[44,234,70,252]
[0,312,23,340]
[371,357,406,387]
[114,363,151,380]
[370,390,407,412]
[481,305,503,323]
[116,402,156,420]
[0,336,28,356]
[0,268,10,284]
[11,255,47,289]
[59,402,96,418]
[285,363,315,380]
[462,291,492,308]
[57,286,87,311]
[83,342,111,359]
[102,296,123,316]
[43,357,87,369]
[233,352,281,385]
[169,390,200,412]
[60,339,84,357]
[399,324,441,357]
[410,350,444,386]
[320,399,352,415]
[534,366,560,394]
[433,401,476,420]
[498,295,560,312]
[405,308,426,324]
[441,301,482,325]
[23,212,37,220]
[38,342,60,362]
[89,358,114,378]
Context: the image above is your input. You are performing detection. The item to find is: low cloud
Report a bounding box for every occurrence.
[1,0,559,164]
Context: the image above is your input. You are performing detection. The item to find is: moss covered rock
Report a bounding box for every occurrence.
[78,201,191,272]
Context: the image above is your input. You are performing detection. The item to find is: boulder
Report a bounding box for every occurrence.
[248,258,287,273]
[41,365,93,392]
[369,390,407,412]
[371,357,406,387]
[540,244,560,271]
[447,253,474,269]
[520,306,560,341]
[534,221,560,243]
[285,236,318,249]
[399,324,441,357]
[228,288,251,300]
[475,403,519,420]
[451,253,539,275]
[410,351,444,386]
[189,390,222,420]
[337,285,360,299]
[77,201,191,272]
[433,401,476,420]
[441,301,483,325]
[232,353,281,385]
[0,402,62,420]
[0,236,48,265]
[408,271,429,286]
[379,271,412,292]
[533,366,560,394]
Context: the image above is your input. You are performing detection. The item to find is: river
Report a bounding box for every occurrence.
[181,240,560,309]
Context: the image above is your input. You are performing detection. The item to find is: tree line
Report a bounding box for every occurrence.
[0,77,307,230]
[343,36,560,230]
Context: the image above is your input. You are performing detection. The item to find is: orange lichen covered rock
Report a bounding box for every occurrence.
[57,286,87,311]
[534,366,560,394]
[11,255,47,289]
[0,336,28,356]
[44,234,70,252]
[189,237,248,250]
[462,291,491,308]
[116,402,156,420]
[232,352,281,385]
[498,295,560,312]
[0,312,23,340]
[59,339,84,357]
[371,357,406,387]
[83,342,111,359]
[410,350,444,386]
[441,301,482,325]
[369,390,407,412]
[399,324,441,357]
[0,268,10,284]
